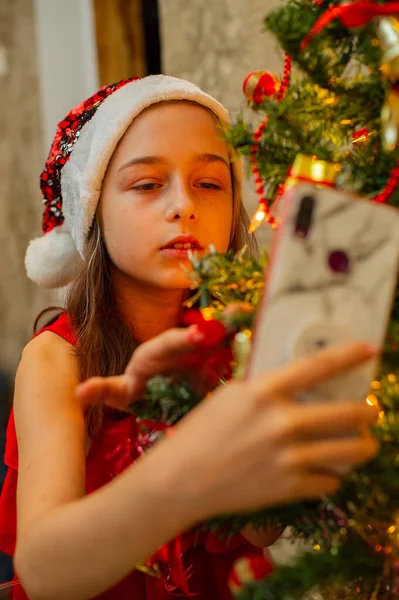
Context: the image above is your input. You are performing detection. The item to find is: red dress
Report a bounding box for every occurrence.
[0,314,272,599]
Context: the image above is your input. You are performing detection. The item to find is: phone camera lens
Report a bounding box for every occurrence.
[295,195,314,239]
[328,250,350,274]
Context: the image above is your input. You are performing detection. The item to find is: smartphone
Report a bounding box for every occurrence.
[247,182,399,405]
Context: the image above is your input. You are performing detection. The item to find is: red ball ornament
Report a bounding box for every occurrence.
[228,554,273,592]
[183,309,227,347]
[243,71,280,103]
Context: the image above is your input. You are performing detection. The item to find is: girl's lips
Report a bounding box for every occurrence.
[161,235,202,252]
[160,247,199,259]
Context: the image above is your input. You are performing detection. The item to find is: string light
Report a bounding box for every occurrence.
[201,307,215,320]
[366,394,379,407]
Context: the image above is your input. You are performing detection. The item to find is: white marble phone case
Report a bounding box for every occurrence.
[248,182,399,405]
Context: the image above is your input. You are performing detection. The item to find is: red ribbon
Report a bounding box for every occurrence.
[139,419,170,432]
[301,1,399,50]
[148,536,192,595]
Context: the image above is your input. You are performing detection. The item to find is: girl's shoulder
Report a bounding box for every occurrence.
[16,313,78,382]
[16,313,79,396]
[33,312,77,346]
[7,314,82,475]
[17,313,77,376]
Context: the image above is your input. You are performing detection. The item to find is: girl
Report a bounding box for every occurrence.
[0,75,377,600]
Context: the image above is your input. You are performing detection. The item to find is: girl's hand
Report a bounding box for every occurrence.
[151,341,379,522]
[76,302,252,410]
[75,324,227,410]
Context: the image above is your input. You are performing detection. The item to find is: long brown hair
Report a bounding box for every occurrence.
[35,109,258,435]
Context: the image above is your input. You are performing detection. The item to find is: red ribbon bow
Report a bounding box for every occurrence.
[301,1,399,50]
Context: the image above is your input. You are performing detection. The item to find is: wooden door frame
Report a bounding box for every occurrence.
[93,0,147,86]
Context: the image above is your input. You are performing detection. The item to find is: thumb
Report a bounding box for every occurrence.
[76,374,134,408]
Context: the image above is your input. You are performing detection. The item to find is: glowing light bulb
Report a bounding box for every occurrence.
[201,307,215,320]
[248,206,267,234]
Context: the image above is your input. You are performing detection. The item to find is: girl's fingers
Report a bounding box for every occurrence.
[281,400,378,440]
[76,326,225,407]
[253,342,378,398]
[293,472,342,501]
[76,375,131,405]
[124,326,207,379]
[283,434,378,471]
[222,302,253,318]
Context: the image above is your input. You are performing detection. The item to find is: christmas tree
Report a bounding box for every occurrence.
[133,2,399,598]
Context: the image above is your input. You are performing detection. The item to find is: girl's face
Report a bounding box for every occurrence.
[99,102,233,291]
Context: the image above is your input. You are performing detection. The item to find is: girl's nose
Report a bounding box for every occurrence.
[165,179,198,223]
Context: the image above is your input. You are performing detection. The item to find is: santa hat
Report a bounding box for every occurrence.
[25,74,241,288]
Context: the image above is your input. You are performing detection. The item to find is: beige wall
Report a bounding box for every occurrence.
[0,0,53,379]
[159,0,284,247]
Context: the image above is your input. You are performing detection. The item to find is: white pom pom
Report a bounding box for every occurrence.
[25,226,83,288]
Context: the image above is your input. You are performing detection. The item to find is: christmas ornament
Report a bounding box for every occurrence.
[228,554,273,594]
[300,1,399,50]
[267,154,342,223]
[284,153,342,189]
[378,17,399,81]
[377,18,399,152]
[232,329,252,379]
[351,127,370,148]
[369,17,399,203]
[381,88,399,151]
[243,71,280,103]
[183,309,227,346]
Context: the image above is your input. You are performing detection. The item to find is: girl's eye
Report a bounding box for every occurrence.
[196,182,223,190]
[132,182,162,191]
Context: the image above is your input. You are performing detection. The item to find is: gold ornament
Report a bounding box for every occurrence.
[271,155,342,222]
[377,18,399,151]
[377,17,399,82]
[232,329,252,379]
[381,88,399,151]
[286,154,342,189]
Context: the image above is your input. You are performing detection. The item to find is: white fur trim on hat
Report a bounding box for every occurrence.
[25,224,83,289]
[27,75,241,288]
